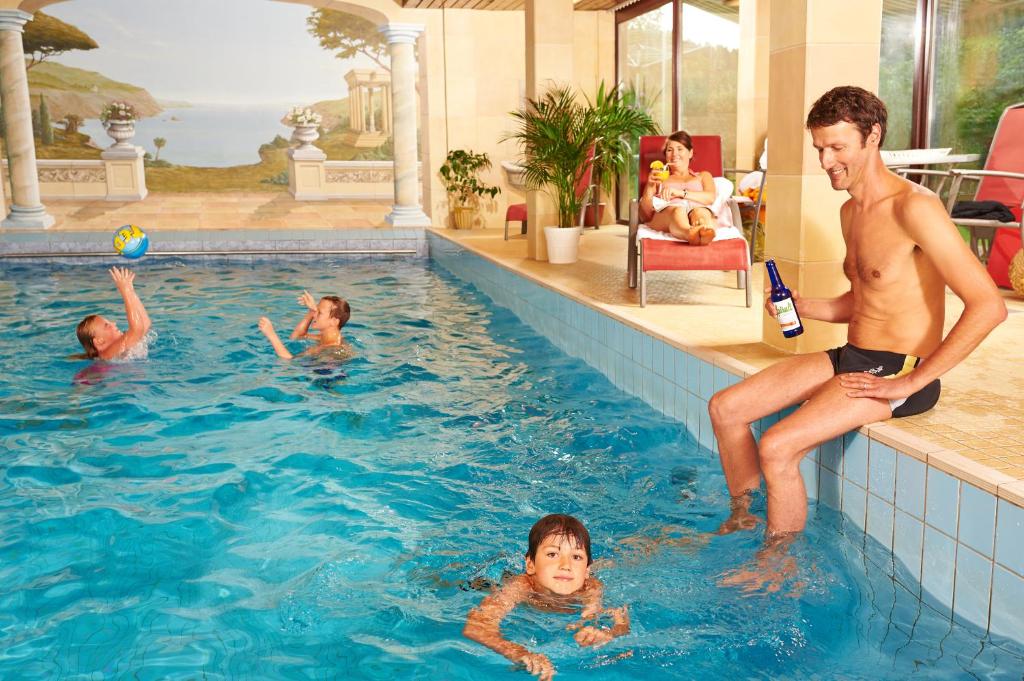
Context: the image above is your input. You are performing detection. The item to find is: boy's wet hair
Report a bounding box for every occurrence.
[322,296,351,329]
[526,514,592,565]
[806,85,888,146]
[76,315,99,358]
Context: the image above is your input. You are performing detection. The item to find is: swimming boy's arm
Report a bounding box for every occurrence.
[463,576,554,679]
[110,266,151,352]
[258,317,294,359]
[571,577,630,647]
[290,290,317,340]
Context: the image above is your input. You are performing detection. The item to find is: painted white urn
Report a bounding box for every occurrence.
[104,120,136,149]
[291,124,320,151]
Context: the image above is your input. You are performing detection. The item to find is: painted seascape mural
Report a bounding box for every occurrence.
[9,0,396,193]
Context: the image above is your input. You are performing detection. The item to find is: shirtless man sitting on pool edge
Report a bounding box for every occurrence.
[709,86,1007,539]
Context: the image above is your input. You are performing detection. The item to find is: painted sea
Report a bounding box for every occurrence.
[80,104,295,168]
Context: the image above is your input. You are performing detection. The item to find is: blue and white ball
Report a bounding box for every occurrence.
[113,224,148,259]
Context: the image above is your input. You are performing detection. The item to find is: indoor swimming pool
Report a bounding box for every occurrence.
[0,258,1020,679]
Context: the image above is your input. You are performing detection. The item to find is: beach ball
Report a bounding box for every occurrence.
[113,224,148,259]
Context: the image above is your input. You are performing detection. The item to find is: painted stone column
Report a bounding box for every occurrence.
[379,23,430,227]
[367,87,377,133]
[525,0,574,260]
[763,0,882,353]
[0,10,54,228]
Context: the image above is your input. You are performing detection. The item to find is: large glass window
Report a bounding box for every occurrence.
[677,2,740,166]
[929,0,1024,163]
[616,2,673,213]
[878,1,918,150]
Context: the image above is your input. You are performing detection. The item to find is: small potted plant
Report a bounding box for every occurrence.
[439,149,500,229]
[100,101,138,149]
[286,106,324,150]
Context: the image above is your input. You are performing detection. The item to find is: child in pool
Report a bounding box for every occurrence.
[463,514,630,680]
[258,290,352,360]
[75,266,152,360]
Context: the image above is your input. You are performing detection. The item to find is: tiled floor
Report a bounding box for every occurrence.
[24,193,393,231]
[435,224,1024,503]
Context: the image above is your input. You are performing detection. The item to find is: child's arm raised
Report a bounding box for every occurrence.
[463,576,554,680]
[290,290,317,339]
[111,267,151,350]
[258,317,294,359]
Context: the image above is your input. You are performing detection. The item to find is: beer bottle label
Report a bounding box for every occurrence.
[775,297,801,331]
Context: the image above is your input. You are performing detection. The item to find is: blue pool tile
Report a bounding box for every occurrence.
[673,386,686,422]
[712,366,730,394]
[843,431,869,488]
[921,526,957,618]
[642,334,653,370]
[672,349,685,387]
[758,409,780,433]
[685,391,702,435]
[698,404,715,452]
[800,457,819,502]
[995,498,1024,576]
[990,565,1024,643]
[925,467,960,538]
[698,360,715,401]
[893,509,924,592]
[958,483,996,558]
[895,453,926,520]
[685,353,699,393]
[866,493,895,551]
[819,437,843,474]
[842,478,867,530]
[653,339,665,377]
[819,466,842,511]
[868,442,897,502]
[806,445,817,462]
[952,544,992,630]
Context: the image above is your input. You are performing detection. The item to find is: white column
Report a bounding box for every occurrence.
[379,23,429,227]
[364,85,372,132]
[0,10,54,228]
[383,87,393,134]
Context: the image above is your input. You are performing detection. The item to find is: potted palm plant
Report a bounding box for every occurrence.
[504,86,598,263]
[439,149,501,229]
[584,81,659,227]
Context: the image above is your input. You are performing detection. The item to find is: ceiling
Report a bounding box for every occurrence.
[392,0,620,10]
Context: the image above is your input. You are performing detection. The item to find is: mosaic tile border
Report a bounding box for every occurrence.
[427,231,1024,649]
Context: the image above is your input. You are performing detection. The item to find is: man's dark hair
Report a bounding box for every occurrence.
[806,86,888,146]
[322,296,351,329]
[526,514,592,565]
[76,314,99,358]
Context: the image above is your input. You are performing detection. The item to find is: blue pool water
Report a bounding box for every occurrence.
[0,258,1020,679]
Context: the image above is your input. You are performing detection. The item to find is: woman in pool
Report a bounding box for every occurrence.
[463,514,629,680]
[639,130,719,245]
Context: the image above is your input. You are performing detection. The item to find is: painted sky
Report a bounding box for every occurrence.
[44,0,381,106]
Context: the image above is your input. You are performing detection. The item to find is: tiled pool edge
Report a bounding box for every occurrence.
[427,230,1024,649]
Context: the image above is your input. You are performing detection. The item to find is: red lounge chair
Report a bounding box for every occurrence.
[945,102,1024,287]
[504,146,596,240]
[627,135,751,307]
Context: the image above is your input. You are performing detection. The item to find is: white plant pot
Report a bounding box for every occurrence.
[291,124,320,151]
[544,226,582,264]
[104,120,136,150]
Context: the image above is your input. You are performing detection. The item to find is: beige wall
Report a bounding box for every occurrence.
[431,8,615,230]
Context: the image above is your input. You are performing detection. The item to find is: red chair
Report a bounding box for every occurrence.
[944,102,1024,287]
[627,135,751,307]
[504,146,596,241]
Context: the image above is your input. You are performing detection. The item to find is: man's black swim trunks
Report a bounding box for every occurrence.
[825,343,940,418]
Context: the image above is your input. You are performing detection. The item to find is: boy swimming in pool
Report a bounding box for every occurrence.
[75,266,153,361]
[258,290,351,360]
[463,514,630,680]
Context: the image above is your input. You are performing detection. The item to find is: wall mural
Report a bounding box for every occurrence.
[7,0,394,193]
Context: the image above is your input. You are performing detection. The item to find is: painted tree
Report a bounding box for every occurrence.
[62,113,83,135]
[306,9,388,71]
[23,11,98,70]
[153,137,166,161]
[39,95,53,145]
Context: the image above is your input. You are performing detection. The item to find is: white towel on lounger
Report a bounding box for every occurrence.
[637,224,744,243]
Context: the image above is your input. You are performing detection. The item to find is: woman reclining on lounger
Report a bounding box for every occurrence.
[638,130,718,245]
